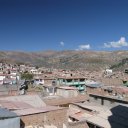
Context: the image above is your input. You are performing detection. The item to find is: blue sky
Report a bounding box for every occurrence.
[0,0,128,51]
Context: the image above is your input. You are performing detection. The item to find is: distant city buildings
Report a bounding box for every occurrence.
[0,61,128,127]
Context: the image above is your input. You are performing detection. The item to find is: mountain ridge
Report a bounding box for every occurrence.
[0,50,128,71]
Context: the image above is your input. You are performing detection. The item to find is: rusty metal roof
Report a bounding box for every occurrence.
[0,95,46,108]
[0,100,33,110]
[43,95,88,106]
[13,106,66,116]
[69,112,92,121]
[70,102,128,128]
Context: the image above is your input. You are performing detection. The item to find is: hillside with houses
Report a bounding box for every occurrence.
[0,50,128,71]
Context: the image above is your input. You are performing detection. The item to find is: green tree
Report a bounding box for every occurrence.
[21,72,34,80]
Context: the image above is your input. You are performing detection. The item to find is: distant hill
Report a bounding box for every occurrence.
[0,50,128,71]
[110,58,128,71]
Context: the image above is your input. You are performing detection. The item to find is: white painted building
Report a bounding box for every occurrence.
[0,75,6,85]
[105,69,113,75]
[34,78,44,85]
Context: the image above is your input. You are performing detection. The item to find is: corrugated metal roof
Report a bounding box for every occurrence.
[70,112,92,121]
[86,83,102,88]
[0,95,46,108]
[43,95,88,106]
[85,80,102,88]
[0,108,18,118]
[87,115,111,128]
[68,108,81,115]
[13,106,66,116]
[73,102,109,112]
[0,100,33,110]
[71,103,128,128]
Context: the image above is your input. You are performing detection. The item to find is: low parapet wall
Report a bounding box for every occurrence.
[68,121,89,128]
[89,93,128,106]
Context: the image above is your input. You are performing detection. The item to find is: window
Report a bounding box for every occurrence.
[35,79,39,81]
[67,79,72,82]
[125,69,128,74]
[74,79,78,82]
[80,79,85,82]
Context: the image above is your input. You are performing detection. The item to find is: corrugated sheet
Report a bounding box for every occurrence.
[0,100,33,110]
[73,102,109,112]
[43,95,88,106]
[85,80,102,88]
[68,108,81,115]
[13,106,65,116]
[0,95,46,108]
[70,112,92,121]
[71,103,128,128]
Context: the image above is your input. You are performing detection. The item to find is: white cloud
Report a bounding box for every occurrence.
[76,44,91,50]
[60,41,64,46]
[104,37,128,48]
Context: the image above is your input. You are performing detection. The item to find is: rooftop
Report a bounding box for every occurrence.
[13,106,66,116]
[0,95,46,108]
[70,102,128,128]
[43,95,88,106]
[0,100,33,110]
